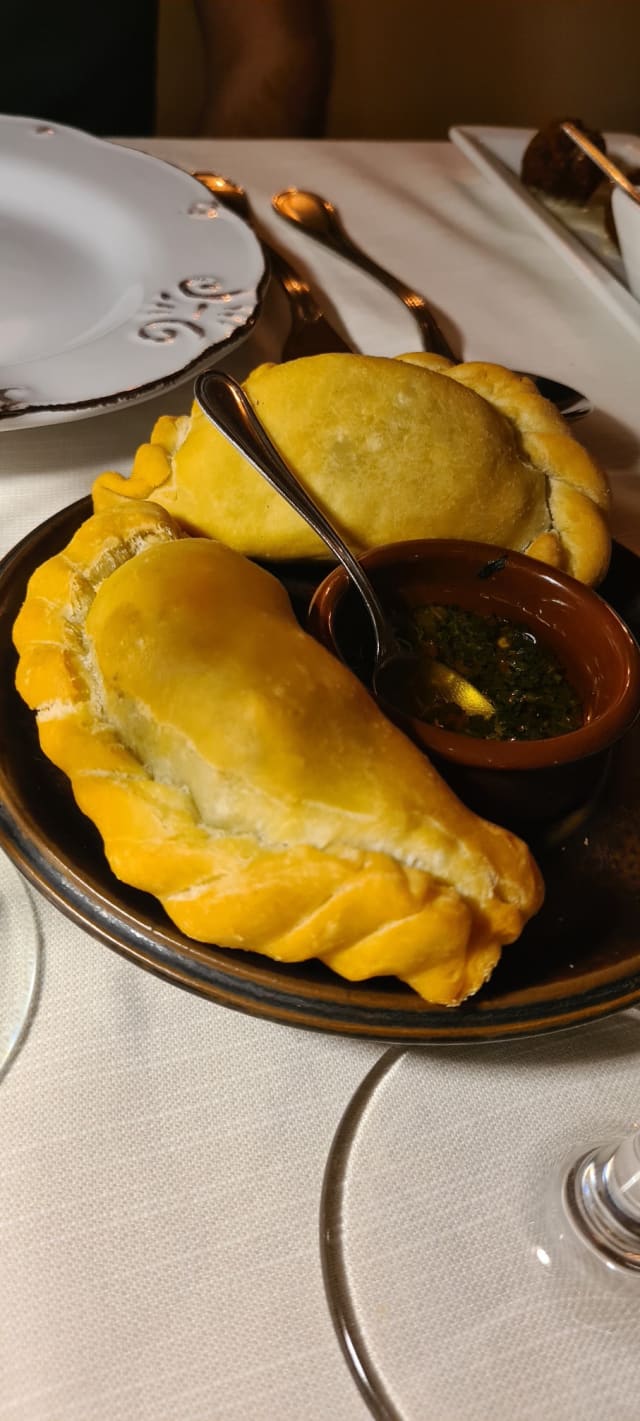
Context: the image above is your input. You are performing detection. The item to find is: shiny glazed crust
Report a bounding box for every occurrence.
[13,502,543,1006]
[397,354,611,585]
[92,353,610,586]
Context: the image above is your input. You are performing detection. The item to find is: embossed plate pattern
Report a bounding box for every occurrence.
[0,116,266,429]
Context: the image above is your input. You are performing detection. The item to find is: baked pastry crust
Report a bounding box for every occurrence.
[398,354,610,586]
[92,353,610,586]
[13,502,543,1006]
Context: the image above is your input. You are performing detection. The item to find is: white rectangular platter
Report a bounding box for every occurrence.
[450,125,640,343]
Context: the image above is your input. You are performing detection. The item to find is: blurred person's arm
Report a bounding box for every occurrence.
[194,0,332,137]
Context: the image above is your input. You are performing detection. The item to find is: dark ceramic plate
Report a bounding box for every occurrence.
[1,498,640,1043]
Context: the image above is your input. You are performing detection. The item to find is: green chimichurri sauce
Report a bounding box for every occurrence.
[395,603,583,741]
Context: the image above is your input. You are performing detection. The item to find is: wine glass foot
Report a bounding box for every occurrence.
[0,853,41,1080]
[320,1020,640,1421]
[561,1132,640,1275]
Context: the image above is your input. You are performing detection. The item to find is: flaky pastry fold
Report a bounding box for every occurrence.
[13,502,543,1005]
[92,353,610,585]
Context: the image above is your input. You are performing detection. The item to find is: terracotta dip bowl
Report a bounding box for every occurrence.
[308,539,640,832]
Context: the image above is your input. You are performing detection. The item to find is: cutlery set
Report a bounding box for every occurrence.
[193,172,351,359]
[195,171,591,420]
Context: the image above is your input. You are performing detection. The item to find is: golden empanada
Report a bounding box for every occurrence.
[93,353,610,585]
[13,501,543,1005]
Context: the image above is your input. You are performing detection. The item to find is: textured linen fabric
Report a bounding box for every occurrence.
[333,1020,640,1421]
[0,892,378,1421]
[1,138,639,1421]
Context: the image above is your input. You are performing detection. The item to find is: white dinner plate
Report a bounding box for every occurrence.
[450,125,640,343]
[0,115,267,430]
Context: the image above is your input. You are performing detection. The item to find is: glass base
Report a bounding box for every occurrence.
[0,852,41,1078]
[550,1133,640,1278]
[321,1015,640,1421]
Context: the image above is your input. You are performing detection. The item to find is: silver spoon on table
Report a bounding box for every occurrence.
[271,188,591,421]
[194,368,494,721]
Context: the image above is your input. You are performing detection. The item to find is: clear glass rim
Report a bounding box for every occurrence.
[320,1047,407,1420]
[0,851,42,1081]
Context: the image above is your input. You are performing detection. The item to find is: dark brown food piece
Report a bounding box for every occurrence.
[604,168,640,245]
[521,118,607,203]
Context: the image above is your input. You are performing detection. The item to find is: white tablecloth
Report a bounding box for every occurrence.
[1,139,639,1421]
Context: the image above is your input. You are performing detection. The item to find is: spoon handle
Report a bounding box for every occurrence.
[194,370,394,659]
[272,188,457,361]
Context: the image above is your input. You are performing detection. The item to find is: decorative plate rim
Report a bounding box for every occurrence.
[0,116,268,429]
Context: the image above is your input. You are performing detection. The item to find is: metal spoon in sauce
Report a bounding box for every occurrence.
[194,368,494,721]
[270,188,591,421]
